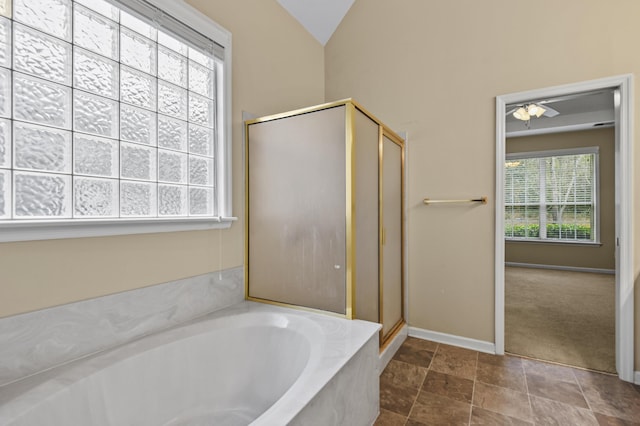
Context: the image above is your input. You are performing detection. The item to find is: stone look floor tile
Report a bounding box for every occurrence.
[476,360,527,393]
[381,359,427,390]
[373,408,407,426]
[472,382,532,422]
[379,375,419,417]
[574,370,640,422]
[478,352,523,368]
[430,343,478,380]
[470,406,533,425]
[594,412,640,426]
[530,395,599,425]
[520,357,577,383]
[421,370,474,403]
[526,371,589,409]
[437,343,478,359]
[376,337,640,425]
[409,391,471,425]
[573,368,624,386]
[392,340,435,369]
[403,336,439,352]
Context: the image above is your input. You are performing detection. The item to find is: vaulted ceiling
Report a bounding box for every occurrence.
[276,0,355,45]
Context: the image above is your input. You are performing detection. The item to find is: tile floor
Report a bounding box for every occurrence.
[376,337,640,425]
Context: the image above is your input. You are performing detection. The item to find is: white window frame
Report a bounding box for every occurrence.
[505,146,600,245]
[0,0,234,242]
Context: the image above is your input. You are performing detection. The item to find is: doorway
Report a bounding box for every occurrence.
[495,75,634,382]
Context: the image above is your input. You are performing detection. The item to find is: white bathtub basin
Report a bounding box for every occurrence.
[0,302,380,425]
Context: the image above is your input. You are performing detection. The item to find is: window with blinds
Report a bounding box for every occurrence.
[505,147,599,242]
[0,0,230,234]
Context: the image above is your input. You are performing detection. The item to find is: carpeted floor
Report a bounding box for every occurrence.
[505,266,616,373]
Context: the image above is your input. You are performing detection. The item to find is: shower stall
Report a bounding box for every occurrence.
[245,99,404,345]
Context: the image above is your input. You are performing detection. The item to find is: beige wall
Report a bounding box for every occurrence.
[325,0,640,369]
[3,0,640,372]
[505,128,615,270]
[0,0,325,318]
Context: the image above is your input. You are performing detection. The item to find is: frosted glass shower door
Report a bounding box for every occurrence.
[353,110,380,323]
[247,105,347,314]
[381,133,404,337]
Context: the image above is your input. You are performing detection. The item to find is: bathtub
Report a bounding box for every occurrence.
[0,301,380,425]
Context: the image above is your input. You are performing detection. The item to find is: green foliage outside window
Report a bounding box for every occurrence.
[505,150,597,242]
[505,223,591,240]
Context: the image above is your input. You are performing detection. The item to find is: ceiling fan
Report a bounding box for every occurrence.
[506,90,612,129]
[506,102,560,122]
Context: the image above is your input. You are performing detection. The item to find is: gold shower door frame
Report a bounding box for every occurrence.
[379,128,406,346]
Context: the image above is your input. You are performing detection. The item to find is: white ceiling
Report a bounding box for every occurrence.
[277,0,355,45]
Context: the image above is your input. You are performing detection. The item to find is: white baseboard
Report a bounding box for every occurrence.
[506,262,615,275]
[379,325,408,372]
[635,371,640,385]
[408,326,495,354]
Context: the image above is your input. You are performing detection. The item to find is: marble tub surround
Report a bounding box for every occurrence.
[0,266,243,387]
[0,301,381,426]
[375,336,640,425]
[290,332,379,425]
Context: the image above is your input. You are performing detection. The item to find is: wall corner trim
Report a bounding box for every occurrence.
[408,326,496,354]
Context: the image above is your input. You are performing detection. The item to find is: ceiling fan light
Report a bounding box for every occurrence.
[528,104,546,118]
[513,107,530,121]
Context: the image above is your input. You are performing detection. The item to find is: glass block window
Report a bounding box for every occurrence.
[0,0,226,222]
[505,147,599,242]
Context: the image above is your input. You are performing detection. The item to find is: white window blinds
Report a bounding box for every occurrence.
[505,148,598,242]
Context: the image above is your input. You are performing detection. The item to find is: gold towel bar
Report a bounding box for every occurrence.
[423,197,487,205]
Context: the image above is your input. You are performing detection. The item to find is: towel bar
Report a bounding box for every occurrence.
[423,197,487,205]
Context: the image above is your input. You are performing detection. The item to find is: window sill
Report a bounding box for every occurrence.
[0,217,238,243]
[505,238,602,247]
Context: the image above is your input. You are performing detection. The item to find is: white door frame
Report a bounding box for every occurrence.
[495,75,635,382]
